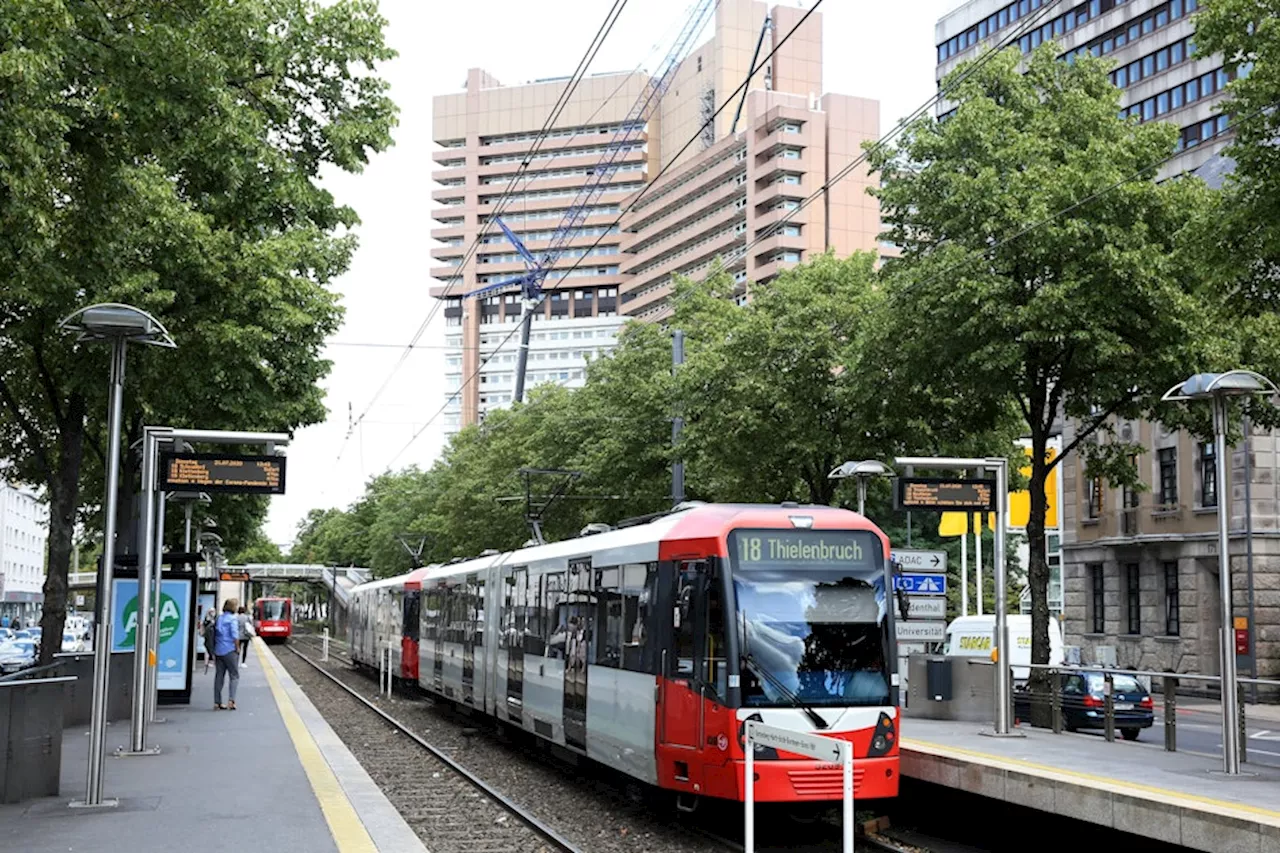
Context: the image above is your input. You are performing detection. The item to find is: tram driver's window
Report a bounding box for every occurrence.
[674,567,698,677]
[704,578,726,700]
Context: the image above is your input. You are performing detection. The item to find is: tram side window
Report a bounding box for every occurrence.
[472,577,485,647]
[621,563,657,673]
[524,570,547,656]
[543,572,566,658]
[500,570,517,650]
[445,585,462,643]
[594,567,623,667]
[421,589,438,641]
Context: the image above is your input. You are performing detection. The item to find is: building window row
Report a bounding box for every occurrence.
[482,225,618,245]
[480,142,644,167]
[477,245,618,265]
[480,121,643,147]
[1104,34,1196,88]
[484,205,620,226]
[478,181,644,207]
[628,188,746,256]
[1087,561,1180,637]
[1175,113,1231,151]
[629,144,746,214]
[939,0,1125,65]
[1122,67,1243,125]
[480,161,644,186]
[628,219,744,276]
[628,165,746,233]
[1065,0,1199,64]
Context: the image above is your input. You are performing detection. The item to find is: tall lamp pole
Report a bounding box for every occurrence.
[59,304,174,809]
[1162,370,1278,775]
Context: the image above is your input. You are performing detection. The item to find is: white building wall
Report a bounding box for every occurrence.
[0,481,49,622]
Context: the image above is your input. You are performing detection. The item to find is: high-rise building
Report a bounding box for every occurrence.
[935,0,1238,178]
[935,1,1276,682]
[0,481,48,626]
[431,0,884,432]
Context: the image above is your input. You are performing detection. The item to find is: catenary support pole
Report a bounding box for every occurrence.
[992,456,1012,735]
[672,330,685,505]
[961,526,969,618]
[975,512,984,616]
[146,488,167,724]
[126,427,160,755]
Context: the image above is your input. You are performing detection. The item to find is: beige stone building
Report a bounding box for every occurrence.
[1059,416,1280,684]
[430,0,884,430]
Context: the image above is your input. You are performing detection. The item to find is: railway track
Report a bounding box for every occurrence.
[282,635,960,853]
[284,643,581,853]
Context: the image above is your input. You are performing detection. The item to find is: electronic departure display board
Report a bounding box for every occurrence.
[895,477,996,511]
[159,453,286,495]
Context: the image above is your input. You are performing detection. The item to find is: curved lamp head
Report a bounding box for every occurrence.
[1161,370,1279,403]
[58,303,176,348]
[828,459,893,480]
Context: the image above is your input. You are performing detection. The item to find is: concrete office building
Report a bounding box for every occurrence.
[935,0,1239,178]
[620,1,882,321]
[431,0,884,431]
[0,481,48,626]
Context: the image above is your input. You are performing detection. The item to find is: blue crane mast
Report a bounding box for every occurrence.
[463,0,718,405]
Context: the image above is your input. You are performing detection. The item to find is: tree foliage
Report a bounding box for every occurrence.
[867,44,1220,710]
[0,0,397,661]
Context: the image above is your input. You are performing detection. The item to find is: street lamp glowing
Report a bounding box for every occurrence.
[1162,368,1278,776]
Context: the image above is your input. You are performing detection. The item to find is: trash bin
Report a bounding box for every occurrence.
[0,668,75,803]
[926,656,953,702]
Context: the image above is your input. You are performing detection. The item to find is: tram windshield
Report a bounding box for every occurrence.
[259,600,287,621]
[730,529,890,708]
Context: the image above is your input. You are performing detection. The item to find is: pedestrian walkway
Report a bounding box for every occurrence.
[902,717,1280,852]
[0,639,424,853]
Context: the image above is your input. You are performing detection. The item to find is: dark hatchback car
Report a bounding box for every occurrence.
[1016,671,1154,740]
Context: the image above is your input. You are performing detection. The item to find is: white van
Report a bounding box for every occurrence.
[943,614,1063,681]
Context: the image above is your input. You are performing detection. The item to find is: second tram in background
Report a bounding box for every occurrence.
[253,596,293,642]
[349,502,900,806]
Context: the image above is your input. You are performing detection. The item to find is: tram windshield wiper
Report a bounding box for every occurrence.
[741,652,829,730]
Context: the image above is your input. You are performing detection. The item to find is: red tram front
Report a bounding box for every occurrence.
[253,596,293,642]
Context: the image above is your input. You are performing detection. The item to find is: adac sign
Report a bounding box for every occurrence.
[119,592,181,650]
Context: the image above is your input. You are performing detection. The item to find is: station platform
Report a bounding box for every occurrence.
[0,639,424,853]
[902,717,1280,852]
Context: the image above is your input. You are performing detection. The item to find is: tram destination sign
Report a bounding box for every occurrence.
[160,452,287,495]
[895,477,996,511]
[731,530,876,569]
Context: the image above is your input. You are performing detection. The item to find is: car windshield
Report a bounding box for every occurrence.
[260,600,287,620]
[1086,674,1144,694]
[731,529,890,708]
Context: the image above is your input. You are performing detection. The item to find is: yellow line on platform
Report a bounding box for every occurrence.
[259,639,378,853]
[902,737,1280,824]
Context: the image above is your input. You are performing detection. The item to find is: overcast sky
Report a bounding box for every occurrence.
[263,0,957,549]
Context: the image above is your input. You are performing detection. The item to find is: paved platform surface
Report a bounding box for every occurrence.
[903,717,1280,852]
[0,639,424,853]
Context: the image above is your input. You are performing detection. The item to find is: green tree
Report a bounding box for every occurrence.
[229,528,284,566]
[0,0,397,661]
[867,45,1216,715]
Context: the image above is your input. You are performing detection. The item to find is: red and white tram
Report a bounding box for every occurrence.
[253,596,293,642]
[349,503,900,804]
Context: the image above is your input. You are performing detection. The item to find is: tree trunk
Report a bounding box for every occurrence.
[39,396,86,665]
[1027,429,1053,727]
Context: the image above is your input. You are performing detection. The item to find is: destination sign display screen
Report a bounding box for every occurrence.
[160,453,286,495]
[895,477,995,511]
[729,530,878,569]
[220,572,251,582]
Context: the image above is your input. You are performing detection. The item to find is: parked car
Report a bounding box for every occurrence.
[1016,670,1154,740]
[0,628,12,642]
[61,632,84,653]
[0,639,37,674]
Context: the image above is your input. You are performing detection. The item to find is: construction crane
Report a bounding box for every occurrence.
[462,0,718,405]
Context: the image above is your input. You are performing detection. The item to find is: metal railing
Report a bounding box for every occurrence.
[1016,663,1280,758]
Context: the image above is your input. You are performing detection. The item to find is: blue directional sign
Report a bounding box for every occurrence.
[894,573,948,595]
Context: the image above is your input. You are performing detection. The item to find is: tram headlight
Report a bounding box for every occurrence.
[866,712,895,757]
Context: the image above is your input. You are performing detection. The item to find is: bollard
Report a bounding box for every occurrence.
[1051,672,1063,734]
[1163,675,1177,753]
[1104,672,1115,743]
[321,628,329,663]
[1239,684,1248,764]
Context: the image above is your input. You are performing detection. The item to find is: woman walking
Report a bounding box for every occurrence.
[213,599,241,710]
[236,605,254,668]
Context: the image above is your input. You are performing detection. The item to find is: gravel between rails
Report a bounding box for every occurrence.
[278,641,734,853]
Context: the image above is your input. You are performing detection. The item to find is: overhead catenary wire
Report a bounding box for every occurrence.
[336,0,634,461]
[386,0,828,467]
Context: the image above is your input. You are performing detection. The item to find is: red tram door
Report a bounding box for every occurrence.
[658,561,708,790]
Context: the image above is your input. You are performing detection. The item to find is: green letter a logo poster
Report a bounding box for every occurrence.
[120,593,182,650]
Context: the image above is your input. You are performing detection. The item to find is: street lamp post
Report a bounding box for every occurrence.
[1162,370,1279,775]
[59,304,174,809]
[828,460,893,516]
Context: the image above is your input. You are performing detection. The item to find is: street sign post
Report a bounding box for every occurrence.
[745,721,852,853]
[907,596,947,619]
[894,573,947,595]
[894,549,947,572]
[896,621,946,642]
